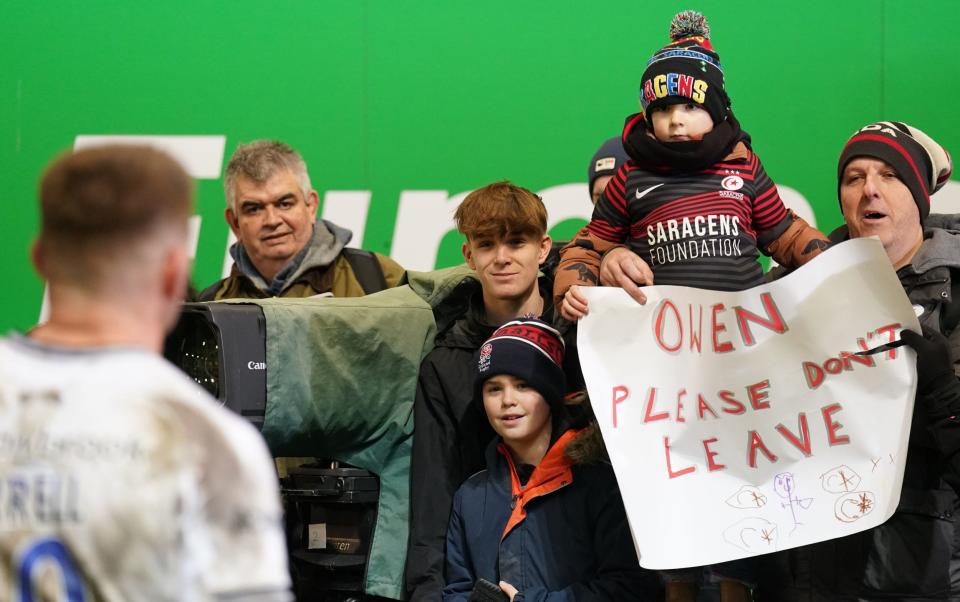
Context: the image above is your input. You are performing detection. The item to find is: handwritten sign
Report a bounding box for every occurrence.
[577,238,920,569]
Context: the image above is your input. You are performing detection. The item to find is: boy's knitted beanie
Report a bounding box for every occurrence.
[838,121,953,223]
[639,10,730,125]
[474,318,567,408]
[588,137,631,199]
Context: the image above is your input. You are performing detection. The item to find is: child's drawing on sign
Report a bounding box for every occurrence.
[835,491,876,522]
[774,472,813,534]
[821,465,862,493]
[722,517,779,552]
[871,454,896,472]
[725,486,767,509]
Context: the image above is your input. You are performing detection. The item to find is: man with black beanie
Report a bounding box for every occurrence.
[759,121,960,601]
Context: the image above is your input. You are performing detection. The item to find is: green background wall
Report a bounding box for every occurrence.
[3,1,959,332]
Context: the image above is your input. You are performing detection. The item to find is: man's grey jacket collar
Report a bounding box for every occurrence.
[230,219,352,296]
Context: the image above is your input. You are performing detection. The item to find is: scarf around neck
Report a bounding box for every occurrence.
[623,111,749,172]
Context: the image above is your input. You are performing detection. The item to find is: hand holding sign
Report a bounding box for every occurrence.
[577,238,919,569]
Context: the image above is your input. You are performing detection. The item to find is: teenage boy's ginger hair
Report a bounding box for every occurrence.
[454,181,548,240]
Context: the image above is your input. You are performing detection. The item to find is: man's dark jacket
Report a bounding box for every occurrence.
[758,215,960,601]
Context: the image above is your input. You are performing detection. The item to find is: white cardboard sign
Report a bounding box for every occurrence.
[577,238,920,569]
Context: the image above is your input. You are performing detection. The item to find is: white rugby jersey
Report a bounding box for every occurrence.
[0,336,290,602]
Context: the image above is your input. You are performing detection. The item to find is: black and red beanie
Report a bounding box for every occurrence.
[838,121,953,222]
[639,10,730,125]
[474,318,567,408]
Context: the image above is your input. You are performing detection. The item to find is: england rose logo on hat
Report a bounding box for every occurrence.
[478,342,493,373]
[472,318,568,408]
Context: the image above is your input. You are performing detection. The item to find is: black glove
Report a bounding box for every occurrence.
[901,327,957,400]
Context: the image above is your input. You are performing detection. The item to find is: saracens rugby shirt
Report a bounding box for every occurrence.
[588,142,790,291]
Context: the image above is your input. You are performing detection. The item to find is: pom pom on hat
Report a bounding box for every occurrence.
[639,11,729,123]
[669,10,710,41]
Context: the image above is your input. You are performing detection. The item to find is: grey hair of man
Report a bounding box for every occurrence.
[223,140,313,212]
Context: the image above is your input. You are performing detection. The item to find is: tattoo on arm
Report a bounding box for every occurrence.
[563,262,598,285]
[802,239,831,255]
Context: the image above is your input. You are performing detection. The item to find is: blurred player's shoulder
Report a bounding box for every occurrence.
[1,334,277,490]
[0,334,290,599]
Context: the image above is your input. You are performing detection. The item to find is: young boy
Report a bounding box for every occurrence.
[443,318,659,601]
[556,10,831,320]
[555,11,827,600]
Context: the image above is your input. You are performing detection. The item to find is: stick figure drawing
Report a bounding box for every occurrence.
[774,472,813,534]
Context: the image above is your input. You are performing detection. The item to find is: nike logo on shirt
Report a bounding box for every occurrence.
[636,183,664,199]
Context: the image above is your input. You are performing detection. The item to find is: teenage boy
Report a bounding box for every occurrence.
[444,318,659,601]
[406,181,565,601]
